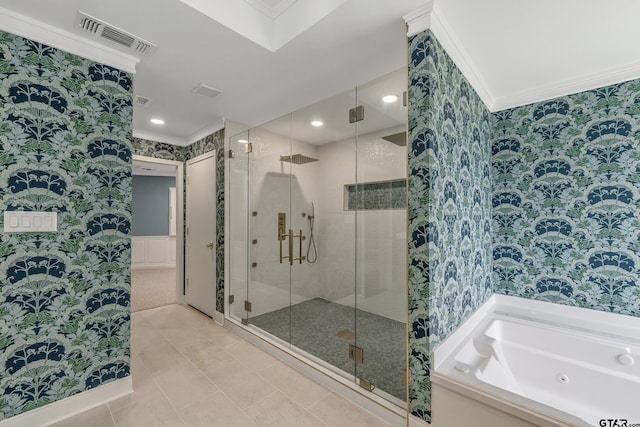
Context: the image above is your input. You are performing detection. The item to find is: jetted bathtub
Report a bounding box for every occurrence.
[431,295,640,427]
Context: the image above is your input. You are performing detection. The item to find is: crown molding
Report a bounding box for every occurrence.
[187,118,226,144]
[403,1,434,37]
[133,130,190,147]
[492,61,640,112]
[132,118,226,148]
[403,2,495,111]
[0,7,139,74]
[404,2,640,113]
[430,3,495,110]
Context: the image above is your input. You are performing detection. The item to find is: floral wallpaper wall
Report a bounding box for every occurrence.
[132,129,225,313]
[407,30,493,422]
[492,80,640,316]
[132,138,186,162]
[0,31,132,419]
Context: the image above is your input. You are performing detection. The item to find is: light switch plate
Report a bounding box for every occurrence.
[4,211,57,232]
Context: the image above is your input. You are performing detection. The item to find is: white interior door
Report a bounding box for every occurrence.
[186,152,217,316]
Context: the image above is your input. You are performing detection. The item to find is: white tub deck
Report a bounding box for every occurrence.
[432,295,640,427]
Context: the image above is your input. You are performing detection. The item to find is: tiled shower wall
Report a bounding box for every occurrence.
[492,80,640,316]
[132,130,226,313]
[407,30,493,422]
[0,30,132,419]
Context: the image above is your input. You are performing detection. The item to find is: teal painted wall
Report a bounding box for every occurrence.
[0,31,132,419]
[407,30,493,422]
[132,176,176,236]
[492,80,640,316]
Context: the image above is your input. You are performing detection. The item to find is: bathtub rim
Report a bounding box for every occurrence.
[433,294,640,372]
[431,294,640,427]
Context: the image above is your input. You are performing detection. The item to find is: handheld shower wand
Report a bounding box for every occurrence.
[306,202,317,263]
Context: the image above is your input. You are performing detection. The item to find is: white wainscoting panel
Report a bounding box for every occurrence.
[131,236,176,268]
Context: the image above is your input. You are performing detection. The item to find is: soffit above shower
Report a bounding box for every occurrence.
[178,0,349,52]
[132,160,177,177]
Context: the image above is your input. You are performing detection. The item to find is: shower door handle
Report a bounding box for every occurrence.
[293,229,303,264]
[278,230,302,265]
[287,229,293,265]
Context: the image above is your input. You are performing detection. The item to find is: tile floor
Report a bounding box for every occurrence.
[50,304,392,427]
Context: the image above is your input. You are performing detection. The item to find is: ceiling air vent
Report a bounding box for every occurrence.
[192,83,223,100]
[76,11,157,57]
[134,95,152,107]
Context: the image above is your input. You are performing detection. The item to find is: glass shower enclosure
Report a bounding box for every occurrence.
[227,68,408,407]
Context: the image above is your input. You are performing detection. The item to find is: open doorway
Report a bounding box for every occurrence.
[131,155,185,311]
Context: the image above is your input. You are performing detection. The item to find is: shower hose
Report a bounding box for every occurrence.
[307,203,318,263]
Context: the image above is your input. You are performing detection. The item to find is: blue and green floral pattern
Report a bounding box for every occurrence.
[0,31,132,419]
[492,81,640,316]
[408,30,493,422]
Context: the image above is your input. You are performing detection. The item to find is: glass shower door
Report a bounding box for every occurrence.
[287,90,358,381]
[244,115,295,343]
[227,130,250,323]
[353,69,408,404]
[227,69,408,407]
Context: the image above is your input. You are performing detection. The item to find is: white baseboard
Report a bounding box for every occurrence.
[0,377,133,427]
[410,413,431,426]
[213,310,224,326]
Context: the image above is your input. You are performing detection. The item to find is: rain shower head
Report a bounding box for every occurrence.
[280,154,319,165]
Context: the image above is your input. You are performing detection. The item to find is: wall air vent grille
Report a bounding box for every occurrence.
[101,26,135,48]
[76,11,157,57]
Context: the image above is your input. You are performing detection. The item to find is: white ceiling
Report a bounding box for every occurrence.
[1,0,639,146]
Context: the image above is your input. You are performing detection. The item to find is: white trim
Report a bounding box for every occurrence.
[133,130,190,147]
[492,61,640,111]
[133,119,226,148]
[403,2,640,113]
[131,236,177,268]
[187,118,226,145]
[402,2,495,110]
[409,414,431,427]
[132,155,185,304]
[213,310,225,326]
[0,7,138,74]
[429,3,495,110]
[403,1,434,37]
[0,377,132,427]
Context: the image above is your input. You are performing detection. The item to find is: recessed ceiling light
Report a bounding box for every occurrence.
[150,118,165,125]
[311,120,323,127]
[382,95,398,103]
[238,139,249,144]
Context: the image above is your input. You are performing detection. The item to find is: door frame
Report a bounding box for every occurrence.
[132,154,185,304]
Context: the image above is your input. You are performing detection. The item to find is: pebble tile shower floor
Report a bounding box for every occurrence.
[250,298,406,402]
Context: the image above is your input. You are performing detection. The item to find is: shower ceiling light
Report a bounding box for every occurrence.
[238,139,249,143]
[382,95,398,103]
[150,118,165,125]
[311,120,323,127]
